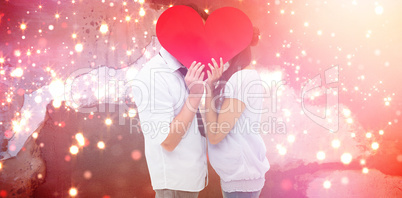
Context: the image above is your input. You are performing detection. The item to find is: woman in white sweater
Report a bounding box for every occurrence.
[204,28,270,198]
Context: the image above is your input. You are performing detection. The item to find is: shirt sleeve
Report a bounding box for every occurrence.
[133,70,175,145]
[223,71,264,108]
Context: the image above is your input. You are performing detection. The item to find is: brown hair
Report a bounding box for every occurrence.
[181,3,209,21]
[213,27,260,107]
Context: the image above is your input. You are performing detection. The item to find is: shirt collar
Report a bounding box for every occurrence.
[159,47,186,72]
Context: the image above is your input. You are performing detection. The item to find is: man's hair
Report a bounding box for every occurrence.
[182,3,209,21]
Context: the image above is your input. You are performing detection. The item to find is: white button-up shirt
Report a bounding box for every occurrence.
[132,47,207,192]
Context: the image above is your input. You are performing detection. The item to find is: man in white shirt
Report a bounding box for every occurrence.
[132,5,209,197]
[133,2,211,189]
[133,46,208,197]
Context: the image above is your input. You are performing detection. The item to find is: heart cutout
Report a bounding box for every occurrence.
[156,6,253,72]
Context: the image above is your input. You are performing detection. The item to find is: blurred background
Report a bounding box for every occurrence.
[0,0,401,197]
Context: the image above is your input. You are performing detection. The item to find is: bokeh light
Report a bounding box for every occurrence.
[75,43,84,52]
[10,68,23,77]
[341,153,353,165]
[105,118,112,125]
[100,24,109,34]
[75,133,85,147]
[69,145,79,155]
[97,141,105,149]
[371,142,379,150]
[69,187,78,197]
[331,139,341,149]
[317,151,326,161]
[323,180,331,189]
[20,23,26,30]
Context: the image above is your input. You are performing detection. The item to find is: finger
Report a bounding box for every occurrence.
[186,61,196,77]
[209,61,217,73]
[211,58,218,68]
[207,70,211,79]
[199,72,205,81]
[214,62,220,76]
[189,62,202,77]
[194,64,205,79]
[208,63,216,77]
[220,57,224,68]
[208,63,214,71]
[189,61,197,71]
[219,58,224,74]
[214,59,220,71]
[208,63,215,71]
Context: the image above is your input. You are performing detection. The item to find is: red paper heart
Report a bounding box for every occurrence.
[156,6,253,72]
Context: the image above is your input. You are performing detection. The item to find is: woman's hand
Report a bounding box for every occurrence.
[185,61,205,96]
[206,57,224,92]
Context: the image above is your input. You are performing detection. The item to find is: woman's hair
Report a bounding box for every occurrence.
[181,3,209,21]
[213,27,260,107]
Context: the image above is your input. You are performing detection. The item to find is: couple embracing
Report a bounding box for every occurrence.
[133,5,270,198]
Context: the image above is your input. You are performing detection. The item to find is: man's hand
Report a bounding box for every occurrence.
[206,58,224,93]
[161,61,205,152]
[185,61,205,95]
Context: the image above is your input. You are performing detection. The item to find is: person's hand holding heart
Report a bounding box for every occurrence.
[156,5,254,79]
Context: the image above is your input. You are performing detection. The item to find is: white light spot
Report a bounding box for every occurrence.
[100,24,109,34]
[341,153,353,164]
[375,6,383,15]
[97,141,105,149]
[317,151,326,160]
[323,180,331,189]
[75,43,83,52]
[331,139,340,148]
[70,145,79,155]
